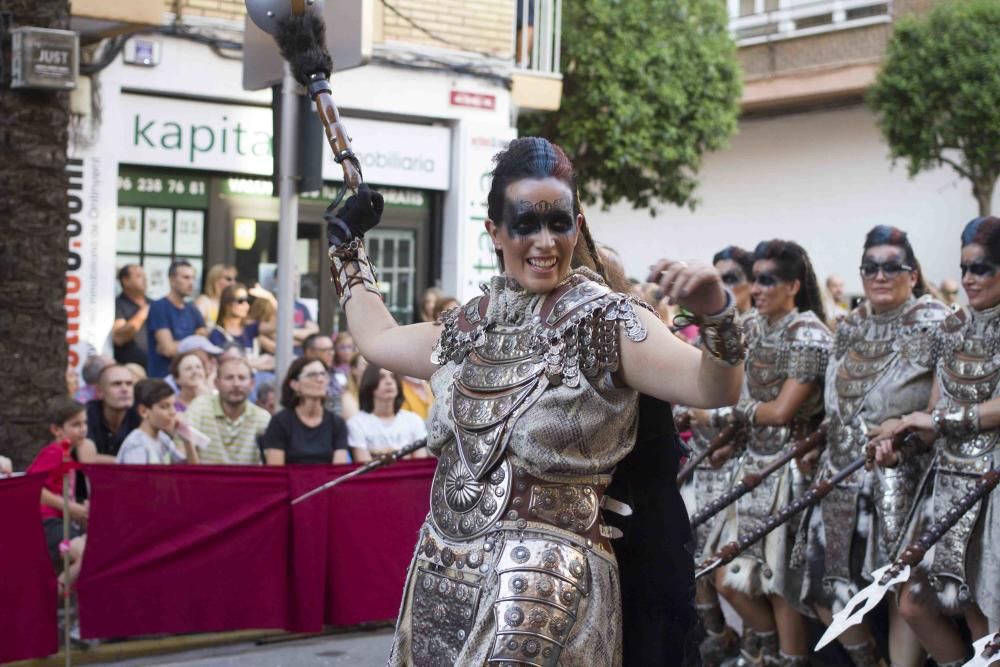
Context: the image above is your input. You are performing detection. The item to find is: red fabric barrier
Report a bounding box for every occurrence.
[0,473,58,664]
[74,460,435,641]
[78,465,292,638]
[321,460,434,626]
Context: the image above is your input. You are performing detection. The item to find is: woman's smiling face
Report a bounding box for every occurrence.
[486,177,582,294]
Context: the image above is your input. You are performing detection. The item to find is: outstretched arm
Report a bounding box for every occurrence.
[620,308,742,408]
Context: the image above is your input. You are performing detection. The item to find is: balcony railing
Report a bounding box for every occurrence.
[729,0,892,46]
[513,0,562,76]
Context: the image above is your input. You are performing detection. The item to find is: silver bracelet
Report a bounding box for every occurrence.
[329,239,381,307]
[697,290,746,368]
[932,404,980,439]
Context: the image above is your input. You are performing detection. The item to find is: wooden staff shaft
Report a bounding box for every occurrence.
[676,423,739,486]
[690,425,827,529]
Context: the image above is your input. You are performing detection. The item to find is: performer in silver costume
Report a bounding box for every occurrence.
[873,217,1000,667]
[705,240,833,667]
[800,226,950,667]
[676,245,756,666]
[324,137,745,666]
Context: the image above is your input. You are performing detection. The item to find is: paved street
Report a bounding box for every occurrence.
[107,629,395,666]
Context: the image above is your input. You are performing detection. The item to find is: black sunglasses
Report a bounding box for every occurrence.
[960,261,1000,278]
[720,270,745,286]
[234,297,249,304]
[752,272,782,288]
[859,260,913,279]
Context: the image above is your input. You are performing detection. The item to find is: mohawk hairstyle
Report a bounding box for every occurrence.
[962,216,1000,264]
[863,225,927,297]
[275,13,333,86]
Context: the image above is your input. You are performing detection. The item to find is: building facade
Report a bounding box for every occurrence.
[66,0,560,367]
[588,0,997,299]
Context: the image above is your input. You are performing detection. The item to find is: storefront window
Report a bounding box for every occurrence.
[117,166,210,298]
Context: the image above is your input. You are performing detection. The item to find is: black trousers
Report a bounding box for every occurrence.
[607,394,701,667]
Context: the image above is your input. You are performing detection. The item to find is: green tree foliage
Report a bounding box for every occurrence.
[868,0,1000,215]
[518,0,741,214]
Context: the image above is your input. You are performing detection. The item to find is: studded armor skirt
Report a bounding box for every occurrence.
[387,449,624,666]
[702,452,806,601]
[896,453,1000,629]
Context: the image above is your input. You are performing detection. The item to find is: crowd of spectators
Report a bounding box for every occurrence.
[0,277,464,610]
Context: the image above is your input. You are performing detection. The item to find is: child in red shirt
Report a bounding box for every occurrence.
[27,397,90,589]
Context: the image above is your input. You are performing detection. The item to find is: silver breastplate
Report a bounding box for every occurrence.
[451,328,549,480]
[938,306,1000,459]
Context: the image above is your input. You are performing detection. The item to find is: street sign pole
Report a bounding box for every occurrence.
[275,62,299,379]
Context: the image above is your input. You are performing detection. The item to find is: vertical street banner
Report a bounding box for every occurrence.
[66,134,118,373]
[457,123,517,302]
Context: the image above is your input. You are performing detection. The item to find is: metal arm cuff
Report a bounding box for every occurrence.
[932,404,980,440]
[697,290,746,368]
[329,239,382,307]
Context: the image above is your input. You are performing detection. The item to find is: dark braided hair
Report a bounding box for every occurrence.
[712,246,754,281]
[862,225,927,297]
[962,216,1000,263]
[754,239,827,323]
[487,137,614,289]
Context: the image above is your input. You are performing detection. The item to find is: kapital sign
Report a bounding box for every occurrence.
[121,93,451,191]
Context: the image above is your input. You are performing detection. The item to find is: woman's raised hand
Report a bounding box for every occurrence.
[648,259,728,316]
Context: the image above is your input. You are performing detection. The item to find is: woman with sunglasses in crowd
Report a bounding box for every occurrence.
[324,136,744,666]
[871,216,1000,666]
[675,245,756,666]
[210,283,274,372]
[799,226,950,667]
[705,239,832,667]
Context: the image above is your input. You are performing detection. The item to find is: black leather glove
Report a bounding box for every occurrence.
[325,183,384,248]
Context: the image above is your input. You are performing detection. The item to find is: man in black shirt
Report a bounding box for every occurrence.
[86,364,141,458]
[112,264,150,368]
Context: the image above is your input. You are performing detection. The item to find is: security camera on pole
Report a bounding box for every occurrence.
[242,0,371,378]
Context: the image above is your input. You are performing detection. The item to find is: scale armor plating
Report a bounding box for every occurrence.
[390,269,650,666]
[804,296,950,607]
[912,303,1000,616]
[705,309,832,598]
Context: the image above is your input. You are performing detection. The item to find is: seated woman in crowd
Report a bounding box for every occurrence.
[194,263,236,325]
[170,351,209,412]
[347,365,427,463]
[210,283,274,372]
[261,356,349,465]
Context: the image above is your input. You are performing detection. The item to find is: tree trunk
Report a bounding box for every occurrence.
[0,0,71,469]
[974,177,995,216]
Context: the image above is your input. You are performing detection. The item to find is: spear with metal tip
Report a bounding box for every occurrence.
[815,466,1000,650]
[963,632,1000,667]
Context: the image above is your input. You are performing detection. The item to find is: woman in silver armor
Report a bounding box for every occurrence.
[324,136,744,666]
[873,216,1000,666]
[677,245,756,666]
[705,240,833,667]
[801,225,950,667]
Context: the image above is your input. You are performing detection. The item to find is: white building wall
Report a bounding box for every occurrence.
[587,104,999,298]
